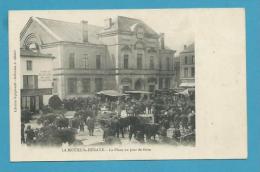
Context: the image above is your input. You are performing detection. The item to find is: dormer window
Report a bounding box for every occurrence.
[28,43,40,53]
[24,33,40,52]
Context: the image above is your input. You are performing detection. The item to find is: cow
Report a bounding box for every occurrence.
[114,117,130,138]
[127,116,161,142]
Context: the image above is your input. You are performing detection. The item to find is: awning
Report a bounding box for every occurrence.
[64,111,76,119]
[125,90,151,94]
[187,88,195,91]
[21,88,52,96]
[177,89,189,96]
[179,82,195,87]
[97,90,126,97]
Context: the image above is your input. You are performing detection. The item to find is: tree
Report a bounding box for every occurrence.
[35,125,76,146]
[48,95,62,109]
[37,114,57,125]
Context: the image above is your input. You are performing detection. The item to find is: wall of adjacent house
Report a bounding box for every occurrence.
[53,43,116,99]
[20,56,53,104]
[180,51,195,82]
[41,45,62,69]
[20,56,53,89]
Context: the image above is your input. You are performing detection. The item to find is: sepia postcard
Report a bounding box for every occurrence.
[9,9,247,161]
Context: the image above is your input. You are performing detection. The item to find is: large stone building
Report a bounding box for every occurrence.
[179,43,195,88]
[20,16,176,100]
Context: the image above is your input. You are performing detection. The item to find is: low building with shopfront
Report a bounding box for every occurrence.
[20,48,54,112]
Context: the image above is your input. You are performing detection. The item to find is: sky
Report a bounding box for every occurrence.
[13,9,194,54]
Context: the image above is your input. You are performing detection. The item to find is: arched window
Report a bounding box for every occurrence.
[150,56,154,69]
[185,56,188,64]
[24,33,40,52]
[137,53,143,69]
[166,57,170,70]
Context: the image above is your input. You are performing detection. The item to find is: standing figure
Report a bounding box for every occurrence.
[25,125,35,146]
[21,122,25,144]
[79,121,85,132]
[147,102,152,114]
[86,116,95,136]
[172,127,181,142]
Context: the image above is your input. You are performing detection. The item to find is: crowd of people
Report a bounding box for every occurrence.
[21,89,195,146]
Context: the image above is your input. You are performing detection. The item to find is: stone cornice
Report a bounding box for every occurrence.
[41,41,106,49]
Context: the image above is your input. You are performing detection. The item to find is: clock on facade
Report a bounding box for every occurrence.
[136,27,144,39]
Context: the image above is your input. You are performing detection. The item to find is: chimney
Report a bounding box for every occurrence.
[81,20,88,42]
[104,18,112,29]
[160,33,165,49]
[184,44,187,49]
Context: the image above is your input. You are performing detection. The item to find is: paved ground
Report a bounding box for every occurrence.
[76,126,136,145]
[76,127,104,145]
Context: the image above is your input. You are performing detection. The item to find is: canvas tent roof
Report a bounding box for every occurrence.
[97,90,126,97]
[125,91,151,94]
[179,82,195,87]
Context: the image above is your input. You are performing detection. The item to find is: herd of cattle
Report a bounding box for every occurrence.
[23,107,195,146]
[98,112,195,145]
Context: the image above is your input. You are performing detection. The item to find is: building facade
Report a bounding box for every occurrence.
[173,56,181,88]
[20,16,176,100]
[20,48,53,112]
[179,43,195,88]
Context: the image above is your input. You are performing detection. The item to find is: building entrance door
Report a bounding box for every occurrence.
[149,85,155,92]
[30,96,36,112]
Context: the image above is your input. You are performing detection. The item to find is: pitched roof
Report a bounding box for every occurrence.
[35,17,103,44]
[100,16,159,36]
